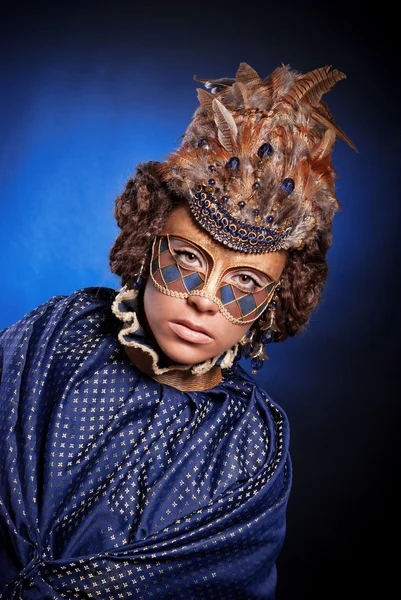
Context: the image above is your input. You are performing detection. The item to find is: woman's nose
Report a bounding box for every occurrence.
[187,293,220,314]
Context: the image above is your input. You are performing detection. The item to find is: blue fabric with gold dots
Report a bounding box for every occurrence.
[0,287,291,599]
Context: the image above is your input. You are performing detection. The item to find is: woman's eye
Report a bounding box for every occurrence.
[174,250,201,268]
[232,273,262,292]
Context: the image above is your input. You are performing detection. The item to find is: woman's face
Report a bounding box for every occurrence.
[143,201,287,365]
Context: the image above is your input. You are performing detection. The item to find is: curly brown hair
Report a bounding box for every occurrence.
[109,160,331,344]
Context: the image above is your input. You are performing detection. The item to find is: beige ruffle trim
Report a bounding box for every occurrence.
[111,285,238,376]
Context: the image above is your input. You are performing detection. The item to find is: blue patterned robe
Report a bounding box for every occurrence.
[0,286,291,599]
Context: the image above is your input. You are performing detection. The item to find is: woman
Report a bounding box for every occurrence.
[0,62,355,598]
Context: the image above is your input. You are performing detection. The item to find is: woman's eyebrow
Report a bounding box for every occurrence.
[169,236,213,260]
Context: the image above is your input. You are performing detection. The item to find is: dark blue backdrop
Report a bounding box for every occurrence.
[1,2,399,598]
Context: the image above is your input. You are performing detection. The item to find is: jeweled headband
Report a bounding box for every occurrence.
[156,62,356,253]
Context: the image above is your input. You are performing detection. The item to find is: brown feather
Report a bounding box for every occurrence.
[303,66,346,106]
[282,66,346,108]
[235,62,262,85]
[310,128,336,159]
[238,119,264,155]
[196,88,215,112]
[212,98,238,152]
[316,99,335,123]
[311,110,357,151]
[264,65,297,101]
[229,81,251,109]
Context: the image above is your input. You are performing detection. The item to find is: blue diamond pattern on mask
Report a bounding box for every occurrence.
[160,237,169,253]
[237,293,257,316]
[161,263,181,284]
[266,282,275,295]
[256,300,268,316]
[220,285,236,305]
[183,272,203,292]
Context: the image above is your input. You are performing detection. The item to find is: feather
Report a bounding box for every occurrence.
[193,74,235,94]
[313,100,357,150]
[236,119,264,155]
[311,110,357,151]
[196,88,215,112]
[264,65,297,100]
[281,66,346,108]
[229,81,251,109]
[235,62,262,85]
[316,99,335,123]
[303,66,346,106]
[310,127,336,159]
[212,98,238,152]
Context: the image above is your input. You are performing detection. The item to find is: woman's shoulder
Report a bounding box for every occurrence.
[0,286,120,357]
[1,286,117,332]
[212,359,290,431]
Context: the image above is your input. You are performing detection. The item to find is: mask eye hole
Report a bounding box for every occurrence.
[224,269,272,294]
[168,237,207,273]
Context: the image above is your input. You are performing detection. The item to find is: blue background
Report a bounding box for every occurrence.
[1,2,399,597]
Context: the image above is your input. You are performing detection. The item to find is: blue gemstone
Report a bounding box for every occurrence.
[252,182,260,189]
[242,343,253,358]
[253,209,260,216]
[261,330,274,344]
[280,178,295,195]
[132,275,144,289]
[251,357,264,370]
[208,179,216,186]
[221,196,229,203]
[208,165,216,172]
[258,143,274,158]
[226,157,240,170]
[196,138,209,148]
[267,215,274,223]
[238,201,245,209]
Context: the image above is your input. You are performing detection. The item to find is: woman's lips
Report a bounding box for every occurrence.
[169,321,214,344]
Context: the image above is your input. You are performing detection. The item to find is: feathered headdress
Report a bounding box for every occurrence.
[156,62,356,253]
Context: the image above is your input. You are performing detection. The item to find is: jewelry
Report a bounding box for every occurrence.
[239,282,281,374]
[131,259,147,290]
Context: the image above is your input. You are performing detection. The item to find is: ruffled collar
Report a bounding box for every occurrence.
[111,285,240,391]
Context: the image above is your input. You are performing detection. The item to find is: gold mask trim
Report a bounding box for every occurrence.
[150,234,279,325]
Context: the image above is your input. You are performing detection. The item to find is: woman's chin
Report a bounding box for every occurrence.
[158,339,215,366]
